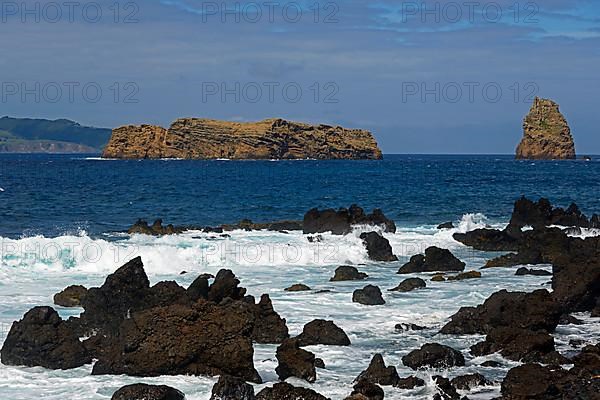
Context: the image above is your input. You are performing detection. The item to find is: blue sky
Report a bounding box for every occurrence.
[1,0,599,153]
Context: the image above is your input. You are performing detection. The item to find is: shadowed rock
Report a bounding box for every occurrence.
[296,319,350,346]
[53,285,88,307]
[397,247,464,274]
[256,382,329,400]
[330,266,368,281]
[0,306,91,369]
[303,205,395,235]
[285,283,311,292]
[275,339,317,383]
[355,354,400,386]
[353,285,385,305]
[210,375,255,400]
[402,343,465,370]
[111,384,185,400]
[389,278,426,292]
[360,232,398,262]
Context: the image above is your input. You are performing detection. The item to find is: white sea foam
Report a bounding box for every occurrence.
[0,215,595,399]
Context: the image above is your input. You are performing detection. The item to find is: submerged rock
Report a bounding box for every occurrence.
[515,267,552,276]
[450,373,492,390]
[285,283,311,292]
[353,285,385,305]
[437,221,454,229]
[397,247,465,274]
[111,384,185,400]
[0,306,91,370]
[402,343,465,370]
[360,232,398,261]
[53,285,88,307]
[296,319,350,346]
[389,278,426,292]
[447,271,481,281]
[330,266,368,281]
[516,97,576,160]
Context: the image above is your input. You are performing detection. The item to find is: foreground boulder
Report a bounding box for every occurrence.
[303,205,395,235]
[91,301,262,382]
[330,266,368,281]
[389,278,426,292]
[360,232,398,261]
[275,339,317,383]
[296,319,351,346]
[397,247,465,274]
[501,344,600,400]
[210,375,255,400]
[53,285,88,307]
[353,285,385,305]
[402,343,465,370]
[256,382,329,400]
[0,306,91,369]
[111,384,185,400]
[440,289,562,335]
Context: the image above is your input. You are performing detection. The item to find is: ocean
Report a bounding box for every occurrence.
[0,154,598,399]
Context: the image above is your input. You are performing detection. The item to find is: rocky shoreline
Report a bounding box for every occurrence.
[1,197,599,399]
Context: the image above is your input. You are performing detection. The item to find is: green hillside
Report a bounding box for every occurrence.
[0,116,111,152]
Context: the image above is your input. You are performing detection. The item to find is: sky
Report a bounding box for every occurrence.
[1,0,599,154]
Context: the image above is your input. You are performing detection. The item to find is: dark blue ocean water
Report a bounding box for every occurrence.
[0,154,598,238]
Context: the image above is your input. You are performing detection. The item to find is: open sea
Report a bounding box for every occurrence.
[0,154,599,399]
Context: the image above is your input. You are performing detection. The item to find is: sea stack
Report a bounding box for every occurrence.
[102,118,383,160]
[515,97,575,160]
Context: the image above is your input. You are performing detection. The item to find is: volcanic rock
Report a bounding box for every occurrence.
[256,382,329,400]
[355,354,400,386]
[103,118,383,160]
[111,384,185,400]
[285,283,311,292]
[516,97,575,160]
[296,319,350,346]
[402,343,465,370]
[360,232,398,262]
[53,285,88,307]
[389,278,426,292]
[275,339,317,383]
[353,285,385,305]
[210,375,255,400]
[397,247,464,274]
[330,266,368,281]
[303,205,395,235]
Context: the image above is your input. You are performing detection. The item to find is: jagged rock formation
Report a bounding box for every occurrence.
[102,118,383,160]
[516,97,575,160]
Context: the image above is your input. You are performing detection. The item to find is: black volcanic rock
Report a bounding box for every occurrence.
[210,375,255,400]
[0,306,91,369]
[355,354,400,386]
[111,384,185,400]
[360,232,398,261]
[330,266,368,281]
[256,382,329,400]
[397,247,464,274]
[53,285,88,307]
[389,278,426,292]
[275,339,317,383]
[440,289,562,335]
[402,343,465,370]
[296,319,350,346]
[353,285,385,305]
[303,205,396,235]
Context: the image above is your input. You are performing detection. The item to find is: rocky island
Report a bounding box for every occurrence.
[515,97,576,160]
[101,118,383,160]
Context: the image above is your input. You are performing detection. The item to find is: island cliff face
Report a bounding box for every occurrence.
[515,97,575,160]
[102,118,383,160]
